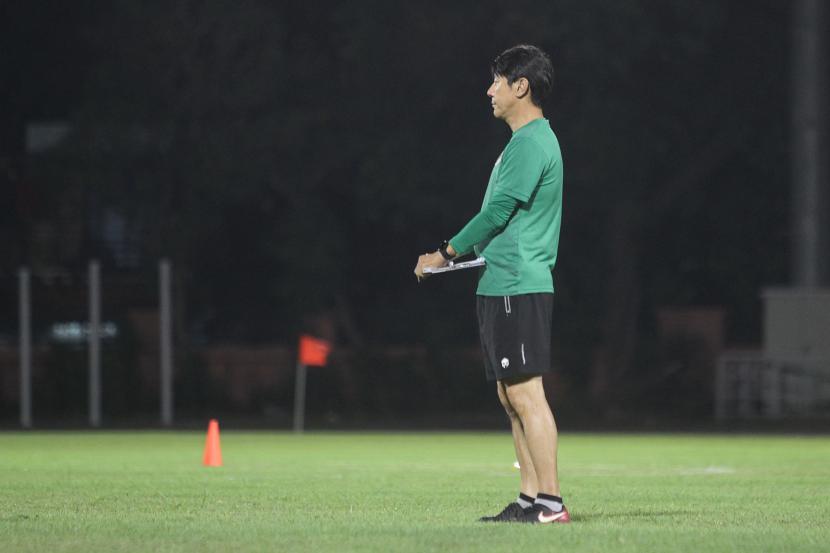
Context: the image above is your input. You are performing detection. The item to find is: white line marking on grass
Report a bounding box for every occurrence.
[675,466,735,475]
[573,465,736,476]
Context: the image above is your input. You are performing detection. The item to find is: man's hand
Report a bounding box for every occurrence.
[414,251,448,282]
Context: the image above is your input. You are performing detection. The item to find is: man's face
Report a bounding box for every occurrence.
[487,74,518,120]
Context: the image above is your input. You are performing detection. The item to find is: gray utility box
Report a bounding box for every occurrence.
[762,288,830,358]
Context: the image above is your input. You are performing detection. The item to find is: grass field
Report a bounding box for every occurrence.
[1,431,828,552]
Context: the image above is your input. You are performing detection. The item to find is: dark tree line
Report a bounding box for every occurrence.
[6,1,792,414]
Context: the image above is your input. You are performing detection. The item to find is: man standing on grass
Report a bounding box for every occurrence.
[414,44,567,524]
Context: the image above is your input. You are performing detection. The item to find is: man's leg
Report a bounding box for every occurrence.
[496,380,538,497]
[503,375,560,496]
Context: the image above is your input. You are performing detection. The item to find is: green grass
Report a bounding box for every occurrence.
[1,431,828,552]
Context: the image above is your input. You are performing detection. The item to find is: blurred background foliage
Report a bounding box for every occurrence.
[1,0,801,421]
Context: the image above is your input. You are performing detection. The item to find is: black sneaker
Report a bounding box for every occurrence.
[516,504,571,524]
[478,502,530,522]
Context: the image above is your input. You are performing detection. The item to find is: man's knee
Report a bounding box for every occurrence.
[503,377,543,417]
[496,382,520,420]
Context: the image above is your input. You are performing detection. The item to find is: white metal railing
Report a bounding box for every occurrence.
[715,352,830,419]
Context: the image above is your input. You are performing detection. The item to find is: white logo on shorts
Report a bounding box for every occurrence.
[501,357,510,369]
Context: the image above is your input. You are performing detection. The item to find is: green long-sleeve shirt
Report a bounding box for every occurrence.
[449,118,563,296]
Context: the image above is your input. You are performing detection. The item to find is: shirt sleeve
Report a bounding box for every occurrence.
[448,189,520,256]
[448,137,546,256]
[495,136,547,202]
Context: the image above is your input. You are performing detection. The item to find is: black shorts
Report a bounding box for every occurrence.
[476,293,553,382]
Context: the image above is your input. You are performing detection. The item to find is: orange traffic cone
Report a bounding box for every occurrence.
[203,419,223,467]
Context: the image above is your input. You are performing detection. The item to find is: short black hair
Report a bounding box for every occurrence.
[491,44,554,107]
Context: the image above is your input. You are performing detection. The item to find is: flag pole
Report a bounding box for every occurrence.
[293,334,331,433]
[293,361,307,433]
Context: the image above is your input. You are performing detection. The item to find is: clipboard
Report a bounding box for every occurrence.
[423,256,486,274]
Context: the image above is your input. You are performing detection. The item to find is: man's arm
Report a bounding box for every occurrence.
[413,136,543,280]
[449,137,545,255]
[413,191,519,280]
[448,190,520,256]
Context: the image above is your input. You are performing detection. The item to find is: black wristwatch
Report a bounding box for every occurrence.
[438,240,454,261]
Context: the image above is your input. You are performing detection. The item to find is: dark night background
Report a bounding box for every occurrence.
[1,1,826,427]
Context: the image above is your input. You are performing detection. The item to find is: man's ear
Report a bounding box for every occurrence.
[514,77,530,100]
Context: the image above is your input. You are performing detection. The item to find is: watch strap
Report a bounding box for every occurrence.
[439,240,453,261]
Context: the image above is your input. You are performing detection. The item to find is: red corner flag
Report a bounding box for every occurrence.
[298,334,332,367]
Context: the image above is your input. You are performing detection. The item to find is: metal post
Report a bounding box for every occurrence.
[762,362,781,419]
[714,358,728,420]
[737,363,754,418]
[159,259,173,427]
[791,0,826,286]
[293,362,307,433]
[19,268,32,429]
[88,260,102,427]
